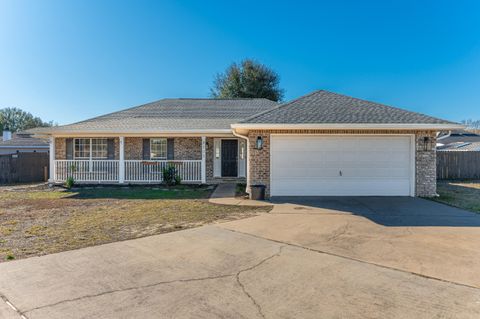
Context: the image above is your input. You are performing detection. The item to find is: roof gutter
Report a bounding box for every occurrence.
[37,129,234,137]
[231,123,465,134]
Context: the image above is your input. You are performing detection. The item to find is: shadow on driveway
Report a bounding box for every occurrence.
[270,196,480,227]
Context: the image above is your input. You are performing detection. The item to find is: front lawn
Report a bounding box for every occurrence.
[0,185,271,262]
[433,181,480,213]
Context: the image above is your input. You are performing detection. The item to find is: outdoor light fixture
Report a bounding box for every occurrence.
[423,136,434,151]
[256,136,263,150]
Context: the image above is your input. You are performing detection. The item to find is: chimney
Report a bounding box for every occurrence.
[2,129,12,141]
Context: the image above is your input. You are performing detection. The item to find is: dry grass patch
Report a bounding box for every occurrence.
[0,185,271,262]
[434,181,480,213]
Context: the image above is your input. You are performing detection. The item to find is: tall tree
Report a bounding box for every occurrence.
[0,107,53,133]
[211,59,284,102]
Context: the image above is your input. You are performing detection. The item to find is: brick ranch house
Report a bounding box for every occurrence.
[40,90,462,198]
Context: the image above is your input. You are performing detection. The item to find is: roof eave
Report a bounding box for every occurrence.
[0,145,49,148]
[41,129,234,137]
[231,123,465,134]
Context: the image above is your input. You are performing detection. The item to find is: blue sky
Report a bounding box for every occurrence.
[0,0,479,125]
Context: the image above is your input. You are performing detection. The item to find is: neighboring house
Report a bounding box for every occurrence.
[436,130,480,180]
[0,130,49,155]
[38,90,462,198]
[437,130,480,151]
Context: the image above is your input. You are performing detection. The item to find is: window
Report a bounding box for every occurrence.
[91,138,108,159]
[150,138,167,159]
[74,138,108,159]
[74,138,91,159]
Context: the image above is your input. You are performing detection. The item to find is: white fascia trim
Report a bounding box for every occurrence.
[0,145,49,149]
[47,129,233,137]
[231,123,465,130]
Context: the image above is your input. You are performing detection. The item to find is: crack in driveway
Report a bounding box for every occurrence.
[221,227,480,291]
[325,222,350,242]
[20,247,285,317]
[235,245,285,319]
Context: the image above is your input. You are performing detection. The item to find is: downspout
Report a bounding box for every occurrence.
[436,130,451,140]
[232,128,250,194]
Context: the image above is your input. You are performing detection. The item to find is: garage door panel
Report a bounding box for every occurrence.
[273,151,410,165]
[273,160,410,170]
[270,135,413,196]
[272,179,411,196]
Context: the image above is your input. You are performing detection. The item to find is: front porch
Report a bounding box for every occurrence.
[49,136,246,184]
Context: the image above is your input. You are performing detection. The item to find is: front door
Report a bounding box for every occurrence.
[221,140,238,177]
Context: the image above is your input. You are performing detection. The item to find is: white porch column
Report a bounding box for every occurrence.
[201,136,206,184]
[49,136,55,182]
[119,136,125,183]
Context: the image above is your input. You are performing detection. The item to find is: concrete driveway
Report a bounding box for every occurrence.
[1,197,480,318]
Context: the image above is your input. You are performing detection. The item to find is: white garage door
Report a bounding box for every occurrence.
[270,135,413,196]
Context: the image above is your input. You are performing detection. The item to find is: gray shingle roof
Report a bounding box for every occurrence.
[438,142,480,151]
[241,90,456,125]
[0,136,49,147]
[437,131,480,144]
[50,98,278,133]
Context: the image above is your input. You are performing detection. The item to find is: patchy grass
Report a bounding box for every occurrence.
[433,181,480,213]
[0,185,271,262]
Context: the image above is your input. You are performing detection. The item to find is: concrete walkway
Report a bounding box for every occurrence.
[1,197,480,318]
[209,183,272,206]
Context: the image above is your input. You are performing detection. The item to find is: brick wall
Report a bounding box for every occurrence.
[55,138,66,159]
[206,137,214,180]
[415,132,437,196]
[113,138,120,160]
[174,138,201,160]
[247,130,438,198]
[124,137,204,160]
[124,137,143,160]
[248,132,270,193]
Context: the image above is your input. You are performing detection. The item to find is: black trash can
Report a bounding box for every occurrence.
[250,184,266,200]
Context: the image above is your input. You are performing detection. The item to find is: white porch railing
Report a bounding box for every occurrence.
[55,160,120,182]
[54,160,202,183]
[125,160,202,183]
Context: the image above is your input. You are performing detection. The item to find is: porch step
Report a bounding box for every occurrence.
[208,178,246,184]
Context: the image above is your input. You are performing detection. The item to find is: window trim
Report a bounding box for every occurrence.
[73,138,108,160]
[150,138,168,160]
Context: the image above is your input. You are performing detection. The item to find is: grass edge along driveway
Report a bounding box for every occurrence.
[0,185,271,262]
[433,181,480,214]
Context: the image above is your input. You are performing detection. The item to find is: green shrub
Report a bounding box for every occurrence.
[6,254,15,261]
[66,176,75,189]
[175,174,182,185]
[162,164,181,186]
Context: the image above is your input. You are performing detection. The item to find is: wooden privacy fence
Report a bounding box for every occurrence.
[437,151,480,180]
[0,153,49,184]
